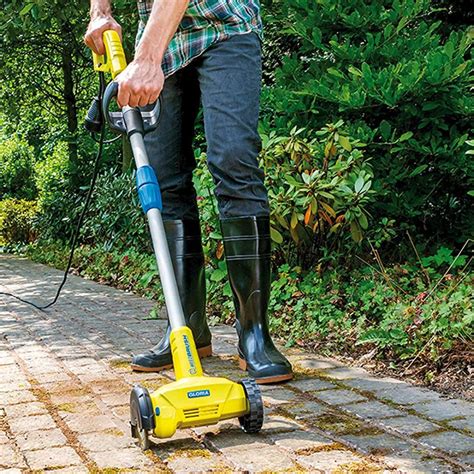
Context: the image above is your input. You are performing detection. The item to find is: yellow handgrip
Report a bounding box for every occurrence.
[92,30,127,78]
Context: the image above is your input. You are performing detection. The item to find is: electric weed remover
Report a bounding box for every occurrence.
[88,31,264,450]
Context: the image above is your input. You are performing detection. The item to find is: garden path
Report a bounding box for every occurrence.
[1,254,473,472]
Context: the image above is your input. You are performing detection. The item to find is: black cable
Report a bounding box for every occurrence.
[0,82,107,311]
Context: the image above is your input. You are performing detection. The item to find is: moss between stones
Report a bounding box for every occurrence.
[295,442,347,456]
[140,379,169,391]
[90,468,142,473]
[260,464,309,474]
[306,412,383,437]
[103,427,125,437]
[56,402,76,412]
[108,359,131,370]
[144,448,173,472]
[333,461,384,473]
[167,447,212,460]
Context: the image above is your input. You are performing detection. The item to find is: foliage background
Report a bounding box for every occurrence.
[1,0,472,386]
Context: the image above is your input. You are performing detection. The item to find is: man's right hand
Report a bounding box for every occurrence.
[84,16,122,55]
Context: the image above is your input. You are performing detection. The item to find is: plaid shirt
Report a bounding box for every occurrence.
[136,0,263,78]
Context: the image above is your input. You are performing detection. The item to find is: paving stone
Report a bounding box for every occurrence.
[262,414,305,433]
[343,376,410,393]
[48,385,89,401]
[88,379,129,396]
[379,414,440,436]
[166,452,232,472]
[34,371,72,384]
[23,446,83,470]
[0,443,24,468]
[98,391,129,407]
[298,449,366,470]
[297,356,343,371]
[288,377,337,392]
[110,404,133,422]
[269,429,334,453]
[0,355,16,365]
[0,380,31,392]
[209,339,235,356]
[342,400,404,419]
[0,390,36,406]
[375,386,442,406]
[77,431,134,452]
[262,387,300,406]
[23,360,63,375]
[87,447,152,469]
[0,364,23,375]
[381,450,456,472]
[281,400,328,420]
[413,398,474,421]
[319,366,370,380]
[460,453,474,467]
[8,414,56,435]
[219,443,298,471]
[4,401,48,418]
[207,431,269,453]
[77,373,123,384]
[0,372,29,384]
[418,430,474,454]
[62,413,119,434]
[16,429,67,451]
[448,416,474,434]
[314,388,367,405]
[342,433,412,455]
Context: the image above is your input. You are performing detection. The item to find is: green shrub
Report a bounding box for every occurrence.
[79,168,151,252]
[34,142,76,240]
[0,136,36,199]
[264,0,474,251]
[0,198,37,244]
[261,122,374,268]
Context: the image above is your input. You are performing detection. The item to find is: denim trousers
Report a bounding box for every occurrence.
[144,32,270,221]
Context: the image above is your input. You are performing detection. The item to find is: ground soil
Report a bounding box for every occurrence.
[303,340,474,401]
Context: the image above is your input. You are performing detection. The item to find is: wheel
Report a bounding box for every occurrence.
[238,378,264,433]
[130,385,154,451]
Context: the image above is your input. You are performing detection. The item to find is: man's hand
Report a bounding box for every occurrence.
[115,59,164,108]
[84,15,122,55]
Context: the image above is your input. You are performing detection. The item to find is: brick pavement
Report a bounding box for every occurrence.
[0,254,473,473]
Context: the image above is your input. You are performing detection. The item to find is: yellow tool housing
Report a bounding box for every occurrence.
[150,327,249,438]
[92,30,126,78]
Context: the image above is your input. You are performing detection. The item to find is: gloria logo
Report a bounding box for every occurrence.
[183,334,197,375]
[187,389,210,399]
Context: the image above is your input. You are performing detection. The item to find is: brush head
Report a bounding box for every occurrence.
[131,377,263,443]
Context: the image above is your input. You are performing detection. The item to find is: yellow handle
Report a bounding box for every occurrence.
[92,30,127,78]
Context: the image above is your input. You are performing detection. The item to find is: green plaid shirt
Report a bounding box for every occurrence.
[136,0,262,78]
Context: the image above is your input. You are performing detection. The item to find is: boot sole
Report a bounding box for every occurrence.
[238,357,293,384]
[130,345,213,372]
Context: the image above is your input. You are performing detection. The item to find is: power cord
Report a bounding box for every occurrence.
[0,96,107,311]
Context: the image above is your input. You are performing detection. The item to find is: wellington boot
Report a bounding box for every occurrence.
[221,216,292,384]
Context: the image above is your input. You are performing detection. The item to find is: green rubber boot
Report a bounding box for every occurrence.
[221,216,293,384]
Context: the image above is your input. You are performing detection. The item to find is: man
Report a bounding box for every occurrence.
[84,0,292,384]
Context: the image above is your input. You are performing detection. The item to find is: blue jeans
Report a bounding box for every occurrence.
[144,32,269,220]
